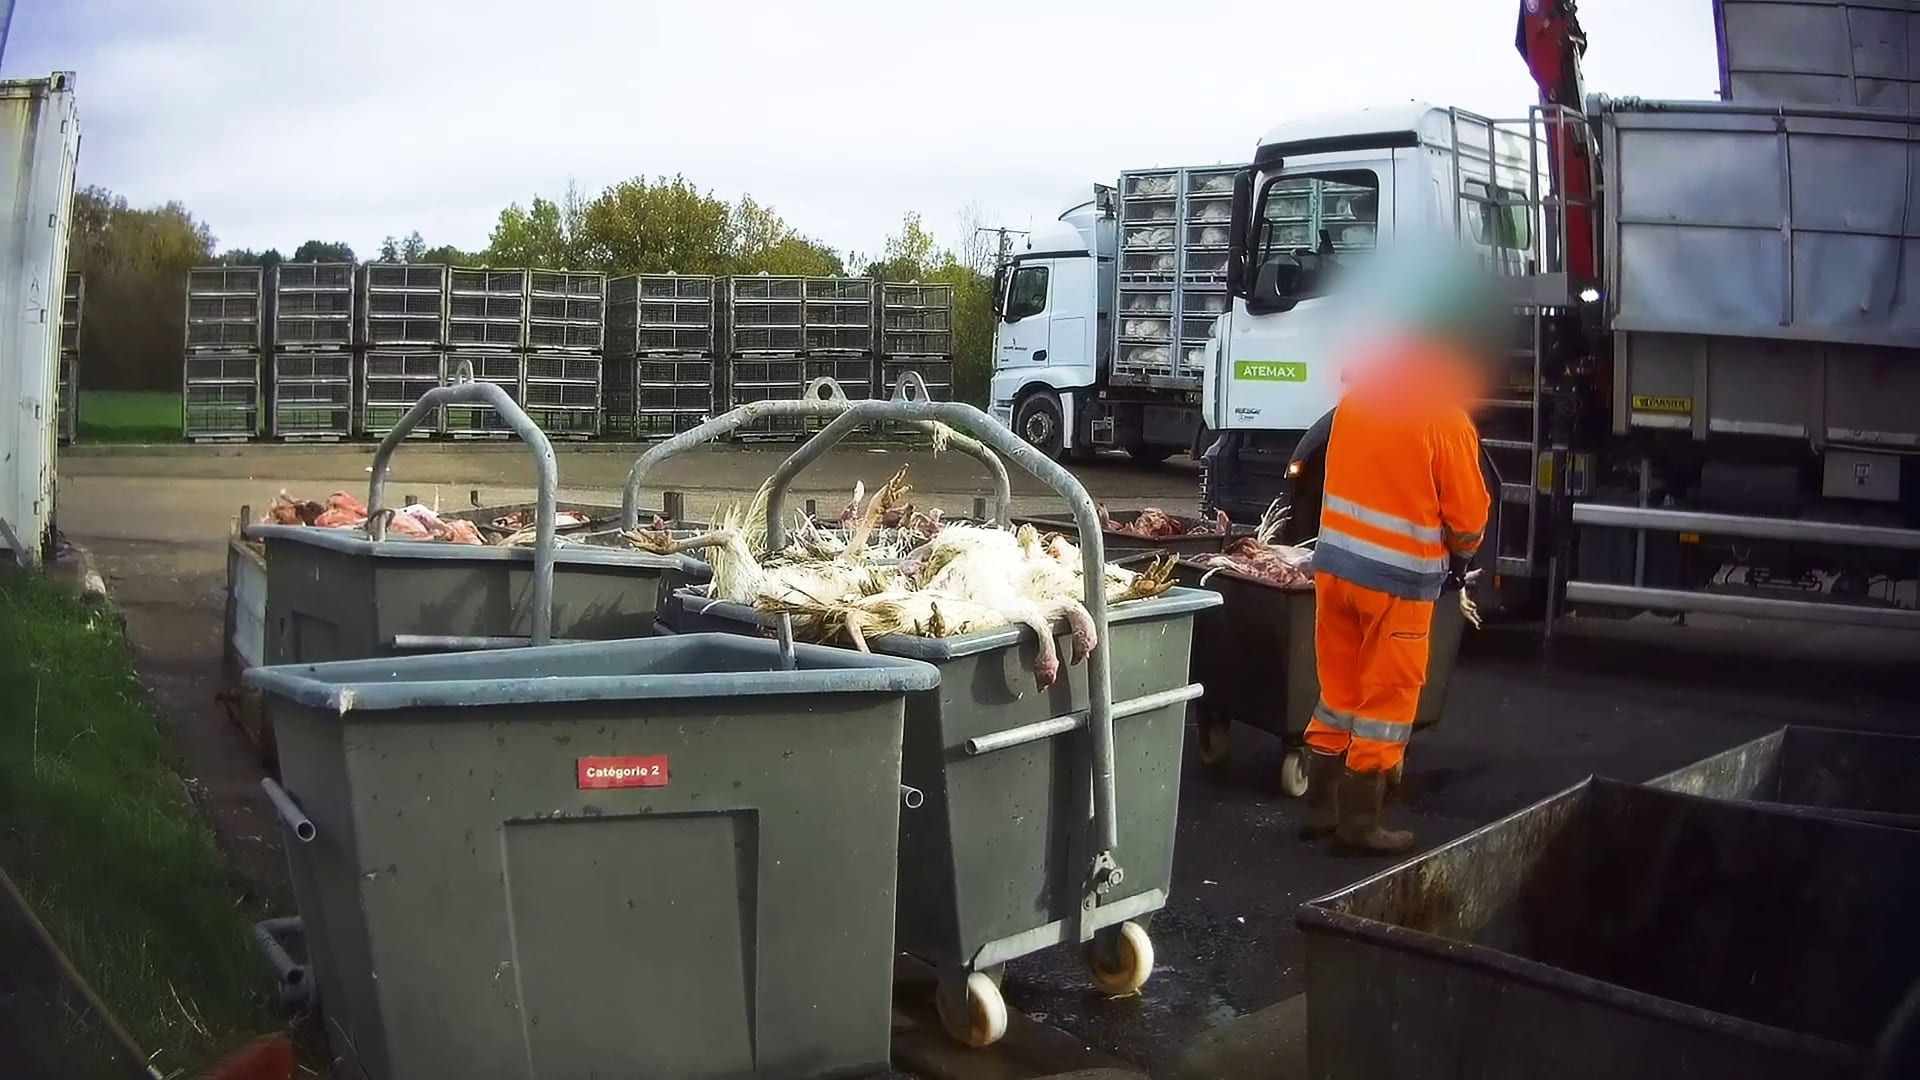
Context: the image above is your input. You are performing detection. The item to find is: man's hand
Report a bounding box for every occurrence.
[1457,567,1484,630]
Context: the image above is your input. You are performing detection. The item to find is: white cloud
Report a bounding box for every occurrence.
[3,0,1716,261]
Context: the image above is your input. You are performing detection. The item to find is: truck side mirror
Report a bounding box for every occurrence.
[1228,168,1254,300]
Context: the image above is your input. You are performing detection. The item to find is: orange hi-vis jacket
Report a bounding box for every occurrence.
[1313,343,1490,601]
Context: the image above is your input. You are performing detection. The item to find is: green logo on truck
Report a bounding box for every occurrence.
[1233,361,1308,382]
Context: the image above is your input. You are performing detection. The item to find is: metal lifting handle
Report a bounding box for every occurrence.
[761,398,1124,880]
[364,360,560,646]
[618,377,1013,530]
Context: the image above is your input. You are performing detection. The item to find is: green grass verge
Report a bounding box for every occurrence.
[0,570,268,1073]
[76,391,184,443]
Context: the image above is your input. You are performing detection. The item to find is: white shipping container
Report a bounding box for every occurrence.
[0,73,80,567]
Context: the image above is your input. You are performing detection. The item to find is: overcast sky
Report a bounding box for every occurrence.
[3,1,1718,262]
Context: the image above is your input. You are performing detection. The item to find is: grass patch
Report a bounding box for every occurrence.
[0,570,269,1073]
[76,391,183,443]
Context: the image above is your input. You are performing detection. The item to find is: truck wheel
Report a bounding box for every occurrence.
[1013,390,1064,459]
[1127,442,1174,467]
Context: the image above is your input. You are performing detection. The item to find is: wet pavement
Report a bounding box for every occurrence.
[52,442,1920,1077]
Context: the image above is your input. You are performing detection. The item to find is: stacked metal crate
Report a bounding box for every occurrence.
[59,271,81,444]
[878,281,954,402]
[802,277,876,409]
[269,263,355,439]
[443,268,528,437]
[183,265,264,441]
[726,275,808,436]
[605,274,716,438]
[522,270,605,438]
[1114,166,1237,389]
[359,263,448,437]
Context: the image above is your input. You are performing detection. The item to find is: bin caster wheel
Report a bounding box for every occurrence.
[936,971,1008,1048]
[1197,715,1232,767]
[1086,920,1155,996]
[1279,748,1311,799]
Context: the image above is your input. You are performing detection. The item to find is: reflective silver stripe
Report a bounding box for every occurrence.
[1315,544,1448,601]
[1319,524,1449,575]
[1313,700,1410,744]
[1445,527,1484,553]
[1324,493,1445,544]
[1313,700,1353,731]
[1350,715,1413,744]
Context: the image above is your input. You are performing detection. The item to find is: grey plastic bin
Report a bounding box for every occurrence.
[668,588,1219,990]
[1650,725,1920,829]
[1173,561,1464,792]
[1298,778,1920,1079]
[243,379,706,660]
[246,633,938,1080]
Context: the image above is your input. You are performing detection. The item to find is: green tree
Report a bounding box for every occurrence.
[291,240,354,263]
[857,211,939,282]
[67,186,217,390]
[574,175,734,274]
[400,230,426,262]
[727,195,842,276]
[415,244,480,266]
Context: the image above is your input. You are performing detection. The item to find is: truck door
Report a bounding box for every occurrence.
[997,261,1052,369]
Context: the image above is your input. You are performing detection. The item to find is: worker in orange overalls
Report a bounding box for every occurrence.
[1300,257,1494,853]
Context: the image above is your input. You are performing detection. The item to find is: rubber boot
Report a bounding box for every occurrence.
[1297,749,1346,840]
[1335,768,1415,854]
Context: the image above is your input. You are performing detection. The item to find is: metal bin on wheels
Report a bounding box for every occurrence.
[246,632,938,1080]
[243,371,705,663]
[1298,778,1920,1080]
[1174,561,1465,795]
[1650,725,1920,829]
[635,379,1222,1048]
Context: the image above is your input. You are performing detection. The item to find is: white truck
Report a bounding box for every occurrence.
[1198,0,1920,626]
[988,170,1228,464]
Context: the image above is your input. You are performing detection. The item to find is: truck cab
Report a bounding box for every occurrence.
[990,181,1212,463]
[1203,104,1546,555]
[988,199,1112,458]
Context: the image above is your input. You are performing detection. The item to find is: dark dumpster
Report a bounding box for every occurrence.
[246,633,939,1080]
[1298,778,1920,1079]
[659,386,1221,1047]
[1173,560,1464,794]
[1650,725,1920,829]
[671,586,1217,1022]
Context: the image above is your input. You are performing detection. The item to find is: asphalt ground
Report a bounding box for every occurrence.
[53,441,1920,1077]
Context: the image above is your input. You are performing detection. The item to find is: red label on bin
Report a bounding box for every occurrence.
[577,755,670,789]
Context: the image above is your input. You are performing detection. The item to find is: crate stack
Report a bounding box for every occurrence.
[726,275,808,436]
[183,265,264,441]
[879,281,954,402]
[1176,167,1238,378]
[605,274,716,439]
[802,277,876,413]
[269,263,355,440]
[1114,170,1181,383]
[1114,166,1237,386]
[59,271,82,444]
[522,271,606,439]
[359,263,449,437]
[443,268,528,438]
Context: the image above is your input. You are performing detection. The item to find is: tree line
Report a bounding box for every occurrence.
[67,176,997,402]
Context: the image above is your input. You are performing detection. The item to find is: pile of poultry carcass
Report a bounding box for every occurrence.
[1100,505,1231,539]
[260,490,488,545]
[1190,500,1315,589]
[624,466,1177,688]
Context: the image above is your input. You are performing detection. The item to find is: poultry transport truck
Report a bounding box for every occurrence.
[988,168,1234,464]
[1193,0,1920,629]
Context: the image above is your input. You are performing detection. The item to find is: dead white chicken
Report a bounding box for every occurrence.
[623,467,909,606]
[772,523,1175,689]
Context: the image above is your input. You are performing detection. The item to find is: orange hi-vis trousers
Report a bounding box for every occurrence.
[1303,571,1435,773]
